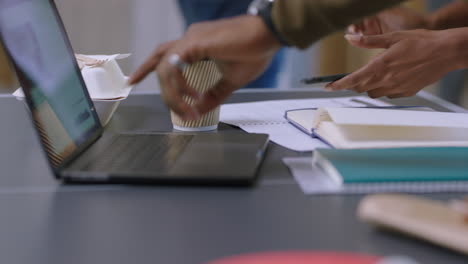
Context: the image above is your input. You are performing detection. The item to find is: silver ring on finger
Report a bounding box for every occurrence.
[168,54,189,71]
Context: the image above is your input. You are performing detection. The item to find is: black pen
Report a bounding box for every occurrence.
[302,73,349,84]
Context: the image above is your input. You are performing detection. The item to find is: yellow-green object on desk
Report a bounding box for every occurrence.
[358,194,468,255]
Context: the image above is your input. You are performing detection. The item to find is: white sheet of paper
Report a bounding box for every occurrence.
[283,157,341,194]
[220,96,390,151]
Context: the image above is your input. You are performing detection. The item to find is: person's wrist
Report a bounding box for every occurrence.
[248,0,288,47]
[248,15,282,53]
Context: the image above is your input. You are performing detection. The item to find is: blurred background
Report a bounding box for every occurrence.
[1,0,467,107]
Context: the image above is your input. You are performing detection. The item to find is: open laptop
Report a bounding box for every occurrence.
[0,0,269,186]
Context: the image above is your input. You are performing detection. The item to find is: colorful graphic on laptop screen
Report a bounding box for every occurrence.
[0,0,101,168]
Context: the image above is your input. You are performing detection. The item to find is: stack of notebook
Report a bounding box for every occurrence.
[312,147,468,193]
[284,107,468,193]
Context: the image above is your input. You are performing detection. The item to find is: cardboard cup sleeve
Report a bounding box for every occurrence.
[171,60,223,131]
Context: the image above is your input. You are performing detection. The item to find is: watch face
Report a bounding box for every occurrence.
[248,0,273,15]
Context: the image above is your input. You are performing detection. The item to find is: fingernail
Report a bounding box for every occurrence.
[347,25,357,34]
[324,84,334,92]
[345,34,361,42]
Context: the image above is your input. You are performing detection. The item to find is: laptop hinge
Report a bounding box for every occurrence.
[61,170,110,183]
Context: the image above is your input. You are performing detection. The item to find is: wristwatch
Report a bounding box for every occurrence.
[247,0,289,46]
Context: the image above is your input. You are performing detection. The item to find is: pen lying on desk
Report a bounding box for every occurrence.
[302,73,349,84]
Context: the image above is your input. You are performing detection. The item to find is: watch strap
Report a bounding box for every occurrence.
[257,2,289,46]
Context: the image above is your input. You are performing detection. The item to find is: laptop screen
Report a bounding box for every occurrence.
[0,0,102,170]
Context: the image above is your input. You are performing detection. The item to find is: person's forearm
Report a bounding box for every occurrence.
[427,1,468,30]
[271,0,404,49]
[449,27,468,70]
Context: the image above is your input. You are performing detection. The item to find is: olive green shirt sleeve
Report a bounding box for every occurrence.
[272,0,405,49]
[0,42,14,88]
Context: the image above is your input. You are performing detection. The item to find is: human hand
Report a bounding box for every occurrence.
[348,7,429,36]
[128,15,281,120]
[326,29,465,99]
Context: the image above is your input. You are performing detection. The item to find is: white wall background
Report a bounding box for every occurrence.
[56,0,184,92]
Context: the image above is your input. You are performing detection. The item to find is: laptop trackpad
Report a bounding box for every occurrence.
[170,133,267,178]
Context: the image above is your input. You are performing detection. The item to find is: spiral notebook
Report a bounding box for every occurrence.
[283,147,468,195]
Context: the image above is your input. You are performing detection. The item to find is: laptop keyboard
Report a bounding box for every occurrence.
[83,134,194,173]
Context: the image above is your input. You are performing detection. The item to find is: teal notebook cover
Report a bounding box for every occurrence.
[314,147,468,183]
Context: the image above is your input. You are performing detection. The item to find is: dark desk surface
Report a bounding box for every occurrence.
[0,89,467,264]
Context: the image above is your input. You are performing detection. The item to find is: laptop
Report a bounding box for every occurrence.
[0,0,269,186]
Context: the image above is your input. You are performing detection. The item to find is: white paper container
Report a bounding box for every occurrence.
[91,98,124,126]
[12,92,123,127]
[12,54,133,126]
[81,58,128,100]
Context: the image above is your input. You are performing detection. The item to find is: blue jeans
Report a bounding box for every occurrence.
[178,0,285,88]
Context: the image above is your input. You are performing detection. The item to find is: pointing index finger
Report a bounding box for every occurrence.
[128,41,176,85]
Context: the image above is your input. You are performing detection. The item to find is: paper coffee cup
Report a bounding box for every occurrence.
[171,60,223,132]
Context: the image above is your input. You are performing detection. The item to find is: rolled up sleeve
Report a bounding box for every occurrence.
[272,0,405,49]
